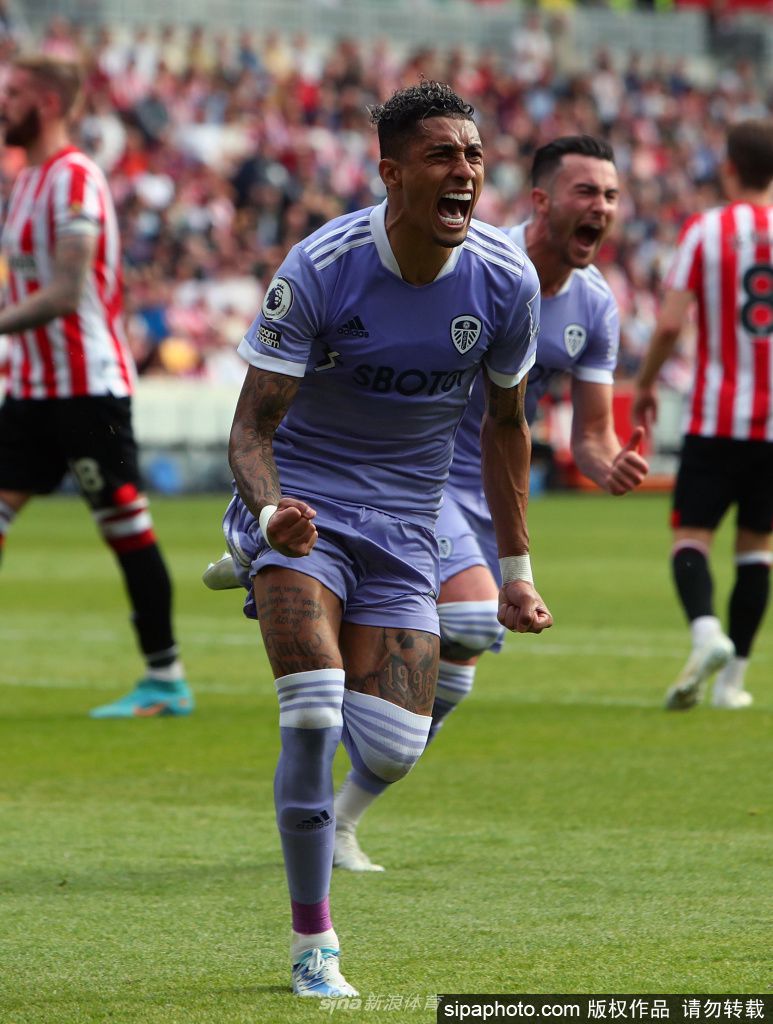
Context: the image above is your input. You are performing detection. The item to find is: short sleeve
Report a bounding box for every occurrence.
[238,246,326,378]
[484,256,540,389]
[572,288,619,385]
[51,161,101,238]
[664,214,702,294]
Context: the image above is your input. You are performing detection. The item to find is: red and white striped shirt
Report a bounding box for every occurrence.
[667,201,773,441]
[1,146,135,399]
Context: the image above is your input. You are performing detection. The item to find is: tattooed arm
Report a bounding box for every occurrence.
[0,233,96,335]
[228,365,318,557]
[480,375,531,559]
[480,374,552,634]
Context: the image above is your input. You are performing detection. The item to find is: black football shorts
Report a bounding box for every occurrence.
[0,395,141,508]
[672,433,773,535]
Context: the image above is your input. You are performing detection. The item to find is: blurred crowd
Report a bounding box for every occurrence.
[1,13,771,389]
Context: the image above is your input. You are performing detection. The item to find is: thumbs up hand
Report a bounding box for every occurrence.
[606,427,649,495]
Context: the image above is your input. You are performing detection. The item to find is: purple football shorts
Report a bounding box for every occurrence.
[435,485,504,654]
[436,485,500,586]
[222,491,440,635]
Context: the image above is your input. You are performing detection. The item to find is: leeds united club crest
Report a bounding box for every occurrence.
[563,323,587,357]
[450,315,482,355]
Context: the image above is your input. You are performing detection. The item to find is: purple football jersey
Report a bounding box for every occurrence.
[238,202,539,526]
[448,221,619,492]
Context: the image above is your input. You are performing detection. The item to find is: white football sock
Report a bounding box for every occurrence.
[291,928,339,960]
[334,775,378,830]
[146,660,185,682]
[690,616,723,648]
[713,657,748,692]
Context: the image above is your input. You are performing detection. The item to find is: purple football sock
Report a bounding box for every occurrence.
[274,670,345,913]
[275,725,341,908]
[291,897,333,936]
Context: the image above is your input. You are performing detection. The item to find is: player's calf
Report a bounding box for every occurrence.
[273,669,353,994]
[92,483,156,555]
[334,690,430,873]
[88,484,188,716]
[430,660,477,740]
[728,552,771,660]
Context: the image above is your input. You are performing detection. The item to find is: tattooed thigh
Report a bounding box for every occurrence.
[340,624,439,715]
[253,567,343,676]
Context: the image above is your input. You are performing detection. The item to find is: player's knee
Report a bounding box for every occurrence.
[363,744,421,784]
[438,600,504,660]
[342,690,431,784]
[275,669,345,730]
[93,484,156,553]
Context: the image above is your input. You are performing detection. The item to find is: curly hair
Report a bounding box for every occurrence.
[369,81,475,160]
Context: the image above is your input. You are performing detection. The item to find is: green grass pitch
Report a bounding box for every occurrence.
[0,493,770,1023]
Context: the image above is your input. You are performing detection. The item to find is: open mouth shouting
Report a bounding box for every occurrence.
[573,222,604,256]
[437,191,473,231]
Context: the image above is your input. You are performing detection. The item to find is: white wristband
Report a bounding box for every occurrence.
[499,554,533,585]
[259,504,279,549]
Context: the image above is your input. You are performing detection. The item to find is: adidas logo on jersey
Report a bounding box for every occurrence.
[337,316,369,337]
[297,810,333,831]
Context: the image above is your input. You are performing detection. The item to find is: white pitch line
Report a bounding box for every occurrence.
[0,675,265,695]
[0,623,688,655]
[0,626,260,647]
[504,643,695,659]
[501,642,772,662]
[0,675,660,706]
[0,675,768,711]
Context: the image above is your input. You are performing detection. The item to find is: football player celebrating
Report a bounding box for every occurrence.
[218,82,552,997]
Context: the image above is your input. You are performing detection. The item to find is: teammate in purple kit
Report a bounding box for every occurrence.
[220,83,552,998]
[333,135,649,873]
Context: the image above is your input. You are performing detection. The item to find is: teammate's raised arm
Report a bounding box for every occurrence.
[571,378,649,495]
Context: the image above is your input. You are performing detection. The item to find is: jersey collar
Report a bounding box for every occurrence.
[370,200,462,282]
[40,145,80,172]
